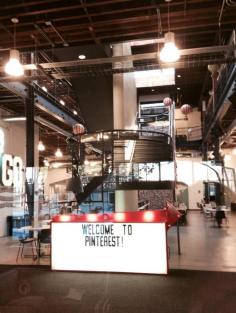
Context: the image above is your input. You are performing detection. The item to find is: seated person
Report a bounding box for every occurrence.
[215,207,225,227]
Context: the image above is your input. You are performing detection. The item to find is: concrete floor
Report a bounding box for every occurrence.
[0,237,50,266]
[0,211,236,271]
[168,210,236,272]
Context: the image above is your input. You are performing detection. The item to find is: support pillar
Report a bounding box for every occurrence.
[113,43,138,212]
[208,64,219,113]
[25,84,35,218]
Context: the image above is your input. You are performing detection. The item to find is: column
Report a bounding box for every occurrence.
[113,43,138,212]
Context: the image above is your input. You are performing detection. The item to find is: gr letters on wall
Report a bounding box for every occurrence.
[0,154,24,188]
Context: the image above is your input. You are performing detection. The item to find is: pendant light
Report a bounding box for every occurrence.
[160,1,180,63]
[55,136,63,157]
[43,158,49,167]
[37,128,45,151]
[38,140,45,151]
[55,148,63,158]
[4,18,24,77]
[160,32,180,62]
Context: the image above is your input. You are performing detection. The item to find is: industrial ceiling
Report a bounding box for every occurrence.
[0,0,235,160]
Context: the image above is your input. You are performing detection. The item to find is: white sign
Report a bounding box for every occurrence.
[51,222,168,274]
[1,154,23,188]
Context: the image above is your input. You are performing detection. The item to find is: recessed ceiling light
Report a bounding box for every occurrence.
[73,110,77,115]
[42,86,48,92]
[78,54,86,60]
[177,87,181,90]
[151,89,155,92]
[177,74,181,78]
[11,17,19,24]
[60,99,65,106]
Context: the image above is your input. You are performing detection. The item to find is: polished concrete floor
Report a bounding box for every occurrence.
[0,237,50,266]
[168,210,236,272]
[0,211,236,271]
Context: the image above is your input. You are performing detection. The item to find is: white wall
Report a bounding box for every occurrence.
[177,151,236,210]
[176,157,220,210]
[175,108,202,140]
[0,118,39,237]
[115,190,138,212]
[175,107,201,128]
[44,167,71,197]
[223,149,236,170]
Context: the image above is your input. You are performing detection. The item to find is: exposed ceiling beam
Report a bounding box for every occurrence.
[0,1,149,21]
[35,116,72,137]
[35,94,79,126]
[30,45,235,70]
[34,24,55,47]
[0,81,83,126]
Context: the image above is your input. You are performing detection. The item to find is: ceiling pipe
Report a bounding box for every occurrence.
[45,21,69,47]
[35,116,72,137]
[219,0,226,27]
[34,24,55,48]
[123,38,165,46]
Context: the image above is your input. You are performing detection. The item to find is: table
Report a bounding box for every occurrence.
[203,206,230,213]
[203,206,230,227]
[20,224,51,259]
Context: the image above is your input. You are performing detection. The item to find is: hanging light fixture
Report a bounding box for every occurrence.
[38,140,45,151]
[181,104,192,115]
[4,18,24,77]
[55,148,63,158]
[160,1,180,63]
[55,136,63,157]
[160,32,180,62]
[38,128,45,151]
[43,158,49,167]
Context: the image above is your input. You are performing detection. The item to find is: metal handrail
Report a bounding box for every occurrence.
[80,129,173,145]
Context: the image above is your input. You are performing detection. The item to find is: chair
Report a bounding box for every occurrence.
[16,237,37,262]
[197,202,203,212]
[38,229,51,257]
[203,204,213,217]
